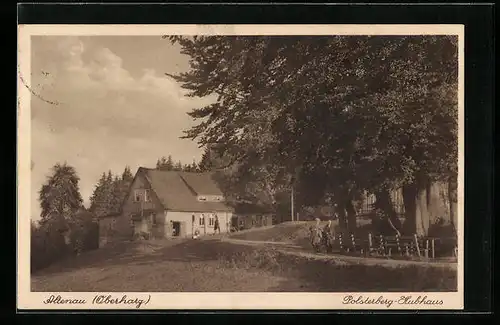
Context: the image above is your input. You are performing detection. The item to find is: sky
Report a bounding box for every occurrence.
[30,36,215,220]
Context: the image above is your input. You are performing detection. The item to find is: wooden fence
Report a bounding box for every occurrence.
[324,232,457,260]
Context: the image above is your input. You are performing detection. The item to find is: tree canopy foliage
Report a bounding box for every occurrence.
[38,162,84,226]
[167,35,458,235]
[34,163,98,272]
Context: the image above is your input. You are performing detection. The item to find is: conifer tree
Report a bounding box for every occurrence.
[174,161,183,171]
[89,172,110,218]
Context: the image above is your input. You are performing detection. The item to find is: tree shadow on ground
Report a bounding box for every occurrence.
[267,253,458,292]
[33,238,255,276]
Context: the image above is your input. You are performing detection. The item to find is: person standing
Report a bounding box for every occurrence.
[214,215,220,235]
[323,219,333,236]
[310,217,323,252]
[322,219,334,252]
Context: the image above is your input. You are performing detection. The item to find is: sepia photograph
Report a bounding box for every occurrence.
[17,25,464,309]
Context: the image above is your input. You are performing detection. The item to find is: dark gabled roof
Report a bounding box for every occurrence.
[177,171,224,196]
[233,202,274,215]
[138,168,233,213]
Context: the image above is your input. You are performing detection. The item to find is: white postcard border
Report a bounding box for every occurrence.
[17,24,465,310]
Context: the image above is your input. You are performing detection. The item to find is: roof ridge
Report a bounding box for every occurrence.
[178,173,199,196]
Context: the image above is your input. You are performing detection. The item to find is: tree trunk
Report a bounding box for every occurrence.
[402,184,417,234]
[403,181,431,237]
[337,205,348,232]
[416,186,430,236]
[448,175,458,235]
[345,200,357,234]
[374,189,402,231]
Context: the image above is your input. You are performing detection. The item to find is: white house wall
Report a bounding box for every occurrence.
[165,211,232,237]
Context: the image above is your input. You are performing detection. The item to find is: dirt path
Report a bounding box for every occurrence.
[222,238,458,270]
[32,235,457,292]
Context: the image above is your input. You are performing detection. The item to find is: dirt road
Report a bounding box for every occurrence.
[31,236,457,292]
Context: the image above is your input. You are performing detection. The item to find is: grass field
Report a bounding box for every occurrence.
[31,225,457,292]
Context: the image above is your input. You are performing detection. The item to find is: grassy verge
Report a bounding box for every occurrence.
[217,246,457,292]
[229,222,307,242]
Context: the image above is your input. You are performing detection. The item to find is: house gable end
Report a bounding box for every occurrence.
[120,168,167,213]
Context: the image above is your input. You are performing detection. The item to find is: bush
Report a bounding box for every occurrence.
[217,247,283,273]
[31,221,70,273]
[31,211,99,273]
[69,212,99,254]
[84,222,99,250]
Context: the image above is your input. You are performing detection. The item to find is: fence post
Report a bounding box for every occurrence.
[431,239,435,259]
[414,234,421,257]
[368,233,373,252]
[425,240,429,258]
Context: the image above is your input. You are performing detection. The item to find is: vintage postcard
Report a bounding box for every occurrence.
[17,24,464,310]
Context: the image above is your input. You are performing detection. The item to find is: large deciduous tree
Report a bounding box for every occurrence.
[167,35,458,236]
[36,163,84,265]
[39,162,84,225]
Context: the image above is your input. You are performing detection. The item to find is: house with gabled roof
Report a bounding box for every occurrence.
[105,167,234,241]
[231,202,275,231]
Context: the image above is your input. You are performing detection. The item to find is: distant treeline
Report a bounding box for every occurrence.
[89,167,134,218]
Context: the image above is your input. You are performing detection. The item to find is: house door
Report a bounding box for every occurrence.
[172,222,181,237]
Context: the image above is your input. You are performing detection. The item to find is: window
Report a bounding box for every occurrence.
[134,190,142,202]
[150,213,157,226]
[199,214,205,226]
[198,196,207,201]
[145,189,151,202]
[208,215,215,227]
